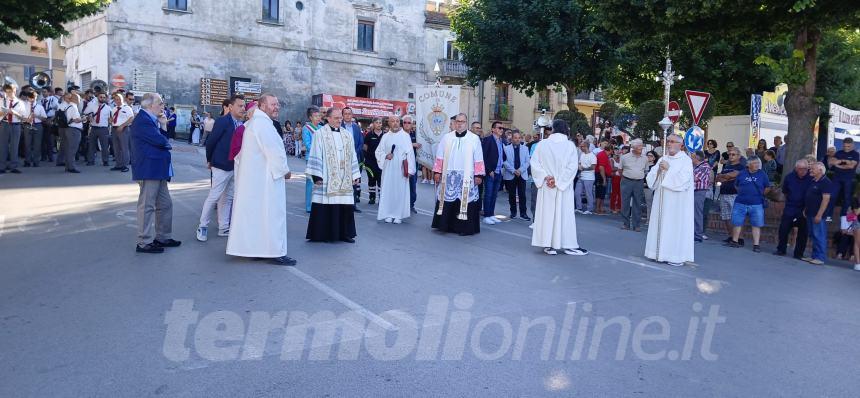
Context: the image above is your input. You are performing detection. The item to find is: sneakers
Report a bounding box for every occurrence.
[564,248,588,256]
[854,264,860,271]
[543,248,558,255]
[385,217,394,223]
[393,218,402,224]
[483,217,497,225]
[528,223,534,229]
[723,240,741,248]
[806,258,824,265]
[217,230,229,237]
[667,262,685,267]
[753,245,761,253]
[196,226,208,242]
[520,215,531,221]
[491,216,501,223]
[581,210,593,215]
[701,235,709,240]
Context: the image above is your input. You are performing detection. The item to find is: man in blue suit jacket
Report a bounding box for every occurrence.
[196,95,245,241]
[130,93,180,253]
[502,130,531,220]
[480,121,504,224]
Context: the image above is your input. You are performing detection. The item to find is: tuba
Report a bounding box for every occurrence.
[29,72,51,90]
[90,79,108,94]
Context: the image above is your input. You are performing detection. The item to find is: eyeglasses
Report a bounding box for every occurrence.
[403,121,413,124]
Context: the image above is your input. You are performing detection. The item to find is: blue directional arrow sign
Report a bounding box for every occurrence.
[684,125,704,153]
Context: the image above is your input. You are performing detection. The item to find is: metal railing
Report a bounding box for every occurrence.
[438,58,468,78]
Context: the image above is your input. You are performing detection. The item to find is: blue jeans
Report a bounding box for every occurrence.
[483,172,503,216]
[409,173,417,209]
[807,215,827,262]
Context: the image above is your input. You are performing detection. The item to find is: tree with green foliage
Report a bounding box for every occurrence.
[633,100,664,141]
[0,1,111,43]
[450,0,618,112]
[553,109,590,136]
[591,0,860,168]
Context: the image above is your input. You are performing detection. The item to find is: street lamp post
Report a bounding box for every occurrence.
[433,61,442,87]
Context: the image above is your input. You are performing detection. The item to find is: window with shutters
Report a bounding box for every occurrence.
[357,20,375,52]
[167,0,187,11]
[262,0,279,22]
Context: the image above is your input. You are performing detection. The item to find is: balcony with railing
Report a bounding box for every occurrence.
[438,58,468,78]
[491,103,513,121]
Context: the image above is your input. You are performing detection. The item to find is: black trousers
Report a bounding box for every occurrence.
[367,165,382,198]
[504,177,528,217]
[776,211,807,258]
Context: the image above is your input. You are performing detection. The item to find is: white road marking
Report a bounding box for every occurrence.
[286,267,398,331]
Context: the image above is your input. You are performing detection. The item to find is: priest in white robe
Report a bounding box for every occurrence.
[226,94,296,266]
[431,113,485,235]
[375,114,416,223]
[305,108,361,242]
[530,120,588,256]
[645,133,695,266]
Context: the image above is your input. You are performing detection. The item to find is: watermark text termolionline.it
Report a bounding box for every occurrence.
[163,293,725,362]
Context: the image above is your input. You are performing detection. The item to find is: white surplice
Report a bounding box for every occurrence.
[306,125,360,205]
[432,131,485,203]
[226,111,291,258]
[644,150,695,263]
[530,133,580,250]
[375,129,416,220]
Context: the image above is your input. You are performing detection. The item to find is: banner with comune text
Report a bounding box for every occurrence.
[414,85,461,169]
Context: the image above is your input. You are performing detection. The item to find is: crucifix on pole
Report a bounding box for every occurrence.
[655,48,683,148]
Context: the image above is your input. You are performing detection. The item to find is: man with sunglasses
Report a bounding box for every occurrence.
[716,148,746,245]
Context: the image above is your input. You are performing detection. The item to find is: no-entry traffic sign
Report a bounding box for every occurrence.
[667,101,681,124]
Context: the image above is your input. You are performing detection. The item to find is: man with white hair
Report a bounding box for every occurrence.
[724,157,771,252]
[774,159,811,259]
[645,133,694,266]
[803,162,833,265]
[375,114,416,224]
[620,138,648,231]
[130,93,179,253]
[226,94,296,265]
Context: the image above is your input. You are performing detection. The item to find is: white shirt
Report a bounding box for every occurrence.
[2,97,29,123]
[111,105,134,127]
[43,95,59,118]
[579,151,597,180]
[29,101,47,124]
[60,102,84,130]
[90,102,113,127]
[82,97,99,117]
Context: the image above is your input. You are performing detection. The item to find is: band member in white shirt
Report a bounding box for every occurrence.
[110,92,135,172]
[23,91,48,167]
[86,92,113,166]
[0,84,29,173]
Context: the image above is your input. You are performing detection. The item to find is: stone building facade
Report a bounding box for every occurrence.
[0,34,65,91]
[63,0,477,125]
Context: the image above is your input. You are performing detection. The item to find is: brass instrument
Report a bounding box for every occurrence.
[29,72,51,90]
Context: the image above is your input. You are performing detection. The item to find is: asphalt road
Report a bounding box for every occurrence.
[1,142,859,397]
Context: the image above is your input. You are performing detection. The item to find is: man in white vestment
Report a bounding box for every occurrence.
[305,108,361,242]
[226,94,295,266]
[431,113,485,235]
[375,114,416,223]
[644,133,695,266]
[530,120,589,256]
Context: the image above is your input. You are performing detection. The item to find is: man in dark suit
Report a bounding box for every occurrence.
[130,93,180,253]
[196,94,245,242]
[480,121,504,224]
